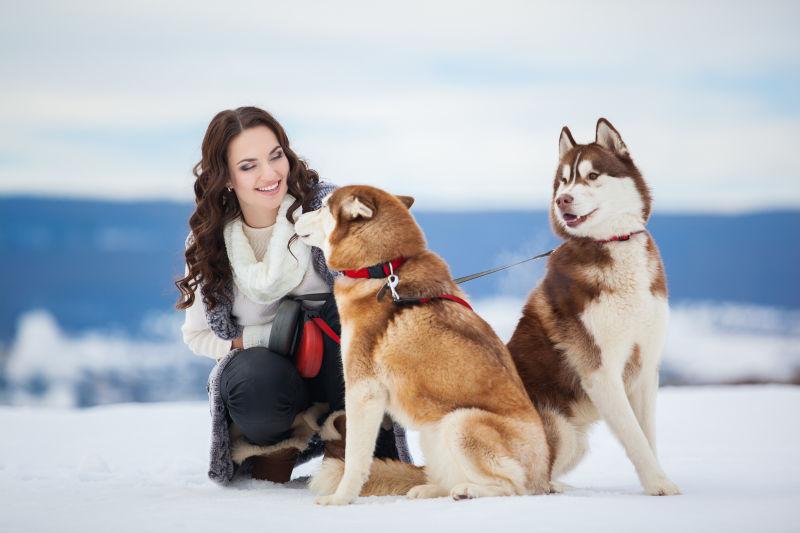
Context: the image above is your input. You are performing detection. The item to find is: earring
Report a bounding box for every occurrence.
[226,186,233,192]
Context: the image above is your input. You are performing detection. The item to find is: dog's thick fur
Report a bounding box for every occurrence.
[296,186,551,505]
[507,118,680,496]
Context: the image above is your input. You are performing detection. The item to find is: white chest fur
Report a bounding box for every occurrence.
[339,322,353,366]
[579,236,669,373]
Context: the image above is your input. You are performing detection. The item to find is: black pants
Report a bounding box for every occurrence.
[220,298,402,460]
[220,347,346,445]
[220,298,345,446]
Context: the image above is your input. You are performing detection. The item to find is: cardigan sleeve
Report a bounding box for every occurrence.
[242,323,272,350]
[308,180,337,210]
[308,181,339,287]
[180,232,236,360]
[180,278,274,360]
[180,270,234,361]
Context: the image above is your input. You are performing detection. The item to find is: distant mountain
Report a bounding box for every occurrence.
[1,196,798,342]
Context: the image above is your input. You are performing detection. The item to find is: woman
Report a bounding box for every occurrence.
[176,106,410,484]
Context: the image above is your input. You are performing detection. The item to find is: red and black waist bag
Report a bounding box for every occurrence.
[268,293,341,378]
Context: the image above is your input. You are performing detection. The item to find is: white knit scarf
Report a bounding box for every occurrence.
[223,194,311,305]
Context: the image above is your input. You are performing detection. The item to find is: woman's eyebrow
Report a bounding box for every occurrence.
[236,146,281,165]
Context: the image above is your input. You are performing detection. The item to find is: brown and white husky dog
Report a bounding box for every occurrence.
[507,118,680,496]
[295,185,551,505]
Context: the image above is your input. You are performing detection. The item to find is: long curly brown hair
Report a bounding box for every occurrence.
[175,106,320,310]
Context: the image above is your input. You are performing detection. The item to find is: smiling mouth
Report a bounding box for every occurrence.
[562,209,597,228]
[255,180,281,193]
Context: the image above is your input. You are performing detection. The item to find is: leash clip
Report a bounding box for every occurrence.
[387,262,400,301]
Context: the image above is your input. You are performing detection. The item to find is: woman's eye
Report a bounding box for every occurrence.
[240,165,254,171]
[270,150,284,161]
[588,172,599,180]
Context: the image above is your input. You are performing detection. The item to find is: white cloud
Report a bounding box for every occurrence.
[1,1,799,210]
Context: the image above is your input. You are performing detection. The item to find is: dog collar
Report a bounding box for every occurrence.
[341,257,406,279]
[596,230,646,244]
[344,257,473,312]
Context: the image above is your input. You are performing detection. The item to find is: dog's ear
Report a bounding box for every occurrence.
[395,195,414,209]
[559,127,576,159]
[340,194,375,220]
[595,118,629,156]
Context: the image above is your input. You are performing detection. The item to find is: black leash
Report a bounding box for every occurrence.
[331,247,556,301]
[452,248,555,285]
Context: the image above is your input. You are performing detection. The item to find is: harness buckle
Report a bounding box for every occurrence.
[387,262,400,301]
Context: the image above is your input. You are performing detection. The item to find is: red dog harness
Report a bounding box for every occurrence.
[341,257,473,311]
[342,257,407,279]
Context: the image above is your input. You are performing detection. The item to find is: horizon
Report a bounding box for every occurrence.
[3,193,800,216]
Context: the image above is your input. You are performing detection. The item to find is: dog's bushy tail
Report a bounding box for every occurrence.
[309,458,427,496]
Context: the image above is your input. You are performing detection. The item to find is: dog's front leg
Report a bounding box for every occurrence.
[315,378,387,506]
[583,368,680,496]
[629,367,659,455]
[631,306,668,455]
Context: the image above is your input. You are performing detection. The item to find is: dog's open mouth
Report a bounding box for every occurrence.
[562,209,597,228]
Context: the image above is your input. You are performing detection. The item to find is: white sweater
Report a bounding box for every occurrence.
[181,223,330,360]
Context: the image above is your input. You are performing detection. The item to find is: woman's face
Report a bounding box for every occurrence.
[226,125,290,225]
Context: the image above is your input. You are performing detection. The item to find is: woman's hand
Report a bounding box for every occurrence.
[231,336,244,350]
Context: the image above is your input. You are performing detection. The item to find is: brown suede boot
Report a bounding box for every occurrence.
[322,412,346,460]
[250,448,300,483]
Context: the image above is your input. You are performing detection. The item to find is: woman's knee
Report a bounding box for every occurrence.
[221,347,309,445]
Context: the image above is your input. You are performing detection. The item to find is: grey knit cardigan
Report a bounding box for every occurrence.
[202,181,411,484]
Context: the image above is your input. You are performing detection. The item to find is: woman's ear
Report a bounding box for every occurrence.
[396,195,414,209]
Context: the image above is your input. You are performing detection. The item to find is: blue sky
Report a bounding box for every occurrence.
[1,0,799,211]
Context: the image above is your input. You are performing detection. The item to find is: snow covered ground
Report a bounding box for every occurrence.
[1,386,798,532]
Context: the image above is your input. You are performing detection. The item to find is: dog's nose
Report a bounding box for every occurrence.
[555,194,573,210]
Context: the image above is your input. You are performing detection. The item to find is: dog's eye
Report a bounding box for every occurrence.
[560,178,567,185]
[587,172,599,180]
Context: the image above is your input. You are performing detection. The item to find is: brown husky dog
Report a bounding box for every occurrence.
[507,119,680,496]
[295,185,551,505]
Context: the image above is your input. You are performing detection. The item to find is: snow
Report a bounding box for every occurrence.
[4,301,799,408]
[1,386,798,532]
[2,311,212,407]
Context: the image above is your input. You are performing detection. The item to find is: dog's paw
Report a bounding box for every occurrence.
[315,492,356,506]
[450,483,515,500]
[450,484,477,501]
[407,483,447,499]
[548,480,572,494]
[308,459,344,496]
[644,476,681,496]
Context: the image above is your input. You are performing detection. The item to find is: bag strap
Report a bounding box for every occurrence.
[291,292,333,301]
